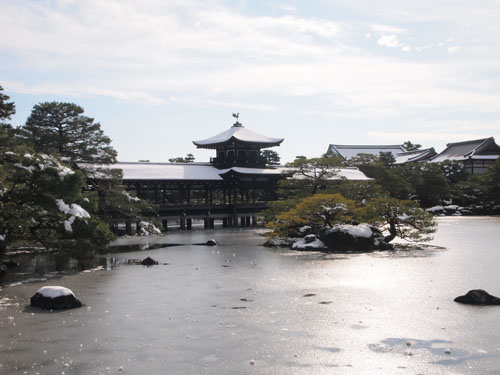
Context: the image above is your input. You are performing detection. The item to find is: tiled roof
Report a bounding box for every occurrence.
[431,137,500,163]
[193,123,284,148]
[326,144,406,159]
[394,148,437,164]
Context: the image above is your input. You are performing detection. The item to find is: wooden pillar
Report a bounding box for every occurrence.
[246,216,251,227]
[209,218,215,229]
[252,178,256,203]
[154,184,159,203]
[136,221,141,233]
[223,217,228,228]
[252,214,257,227]
[162,219,168,231]
[204,218,208,229]
[187,218,192,230]
[126,221,132,235]
[180,218,186,230]
[240,217,245,227]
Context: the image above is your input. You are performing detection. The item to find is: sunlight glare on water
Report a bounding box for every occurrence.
[1,217,500,374]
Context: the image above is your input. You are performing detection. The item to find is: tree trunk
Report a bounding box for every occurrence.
[384,221,397,243]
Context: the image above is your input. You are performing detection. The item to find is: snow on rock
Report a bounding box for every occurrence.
[30,286,83,310]
[322,224,392,251]
[138,221,162,236]
[263,238,292,248]
[299,225,311,233]
[330,224,373,238]
[122,191,140,202]
[36,286,74,299]
[0,234,4,241]
[292,235,325,250]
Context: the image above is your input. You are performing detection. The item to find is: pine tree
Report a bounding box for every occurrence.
[21,101,157,233]
[22,102,117,165]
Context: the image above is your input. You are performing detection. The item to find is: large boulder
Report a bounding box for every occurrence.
[263,238,293,248]
[141,256,158,266]
[0,264,6,280]
[292,234,326,250]
[30,286,83,310]
[454,289,500,305]
[321,224,393,252]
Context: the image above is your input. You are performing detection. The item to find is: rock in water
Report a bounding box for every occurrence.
[0,265,6,279]
[141,256,158,266]
[321,224,393,252]
[206,239,218,246]
[30,286,83,310]
[454,289,500,305]
[2,260,19,269]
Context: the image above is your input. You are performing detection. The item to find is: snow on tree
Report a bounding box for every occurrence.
[362,197,436,242]
[0,150,114,255]
[266,193,359,238]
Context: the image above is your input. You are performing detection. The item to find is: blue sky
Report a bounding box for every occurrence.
[2,0,500,163]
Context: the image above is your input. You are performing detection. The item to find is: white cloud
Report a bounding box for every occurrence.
[371,23,406,34]
[377,34,400,48]
[448,46,462,54]
[1,0,500,133]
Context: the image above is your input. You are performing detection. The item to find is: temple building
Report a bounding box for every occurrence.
[325,144,407,160]
[93,117,371,232]
[429,137,500,174]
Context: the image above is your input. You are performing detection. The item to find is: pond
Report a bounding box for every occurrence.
[1,217,500,374]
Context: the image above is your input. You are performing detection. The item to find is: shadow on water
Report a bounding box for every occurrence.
[106,242,182,253]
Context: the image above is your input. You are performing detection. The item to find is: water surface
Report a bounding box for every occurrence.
[1,217,500,374]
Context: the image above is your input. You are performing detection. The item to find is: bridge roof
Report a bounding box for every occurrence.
[81,162,371,181]
[193,123,284,149]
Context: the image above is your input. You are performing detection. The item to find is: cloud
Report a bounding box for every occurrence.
[377,34,400,48]
[447,46,461,54]
[1,0,500,123]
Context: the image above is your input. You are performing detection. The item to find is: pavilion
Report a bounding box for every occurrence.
[96,118,371,232]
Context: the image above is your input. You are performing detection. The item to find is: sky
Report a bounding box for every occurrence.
[1,0,500,164]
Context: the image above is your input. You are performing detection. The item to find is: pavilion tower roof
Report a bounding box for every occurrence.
[193,121,284,149]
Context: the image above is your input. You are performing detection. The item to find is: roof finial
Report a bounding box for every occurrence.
[232,113,242,127]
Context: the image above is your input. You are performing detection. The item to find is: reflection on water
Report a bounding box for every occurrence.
[1,252,107,285]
